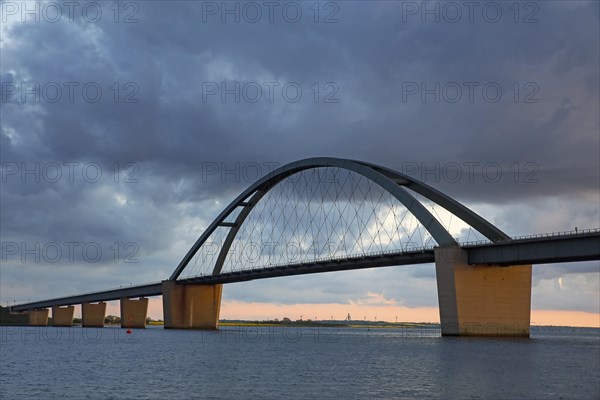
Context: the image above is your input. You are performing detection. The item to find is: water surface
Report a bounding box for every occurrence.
[1,325,598,399]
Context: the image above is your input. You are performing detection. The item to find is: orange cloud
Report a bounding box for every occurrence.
[530,310,600,328]
[348,292,397,306]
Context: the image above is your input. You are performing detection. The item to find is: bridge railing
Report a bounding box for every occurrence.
[460,227,600,247]
[511,227,599,240]
[11,281,164,307]
[191,227,600,276]
[190,245,438,277]
[78,281,164,293]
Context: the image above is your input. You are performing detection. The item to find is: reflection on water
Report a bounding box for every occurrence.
[1,325,598,399]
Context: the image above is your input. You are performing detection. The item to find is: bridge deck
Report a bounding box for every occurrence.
[466,231,600,265]
[9,231,600,312]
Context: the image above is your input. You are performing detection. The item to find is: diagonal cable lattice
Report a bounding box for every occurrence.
[178,168,464,280]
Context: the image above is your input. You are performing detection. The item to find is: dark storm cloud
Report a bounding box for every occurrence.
[1,1,598,310]
[3,1,598,200]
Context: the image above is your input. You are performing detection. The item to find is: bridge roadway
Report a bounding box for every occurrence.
[10,230,600,312]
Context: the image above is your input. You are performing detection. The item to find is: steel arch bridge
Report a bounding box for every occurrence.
[10,157,600,336]
[170,157,510,282]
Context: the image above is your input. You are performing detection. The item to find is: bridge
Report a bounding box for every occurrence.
[9,158,600,336]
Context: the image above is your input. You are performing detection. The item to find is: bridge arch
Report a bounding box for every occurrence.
[170,158,509,280]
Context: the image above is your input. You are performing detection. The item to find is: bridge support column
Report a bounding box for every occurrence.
[435,246,532,337]
[120,298,148,328]
[52,305,74,327]
[162,281,223,329]
[28,309,49,326]
[81,302,106,327]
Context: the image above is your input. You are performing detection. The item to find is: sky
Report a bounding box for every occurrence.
[1,0,599,327]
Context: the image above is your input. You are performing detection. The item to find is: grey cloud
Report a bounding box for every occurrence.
[1,1,598,312]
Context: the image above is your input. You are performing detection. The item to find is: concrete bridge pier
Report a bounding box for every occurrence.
[28,309,49,326]
[120,297,149,328]
[435,246,532,337]
[162,281,222,329]
[52,305,74,326]
[82,302,107,327]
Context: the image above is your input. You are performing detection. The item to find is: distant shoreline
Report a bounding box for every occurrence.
[218,320,432,329]
[2,307,598,329]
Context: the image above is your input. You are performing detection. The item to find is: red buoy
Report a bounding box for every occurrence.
[126,328,133,334]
